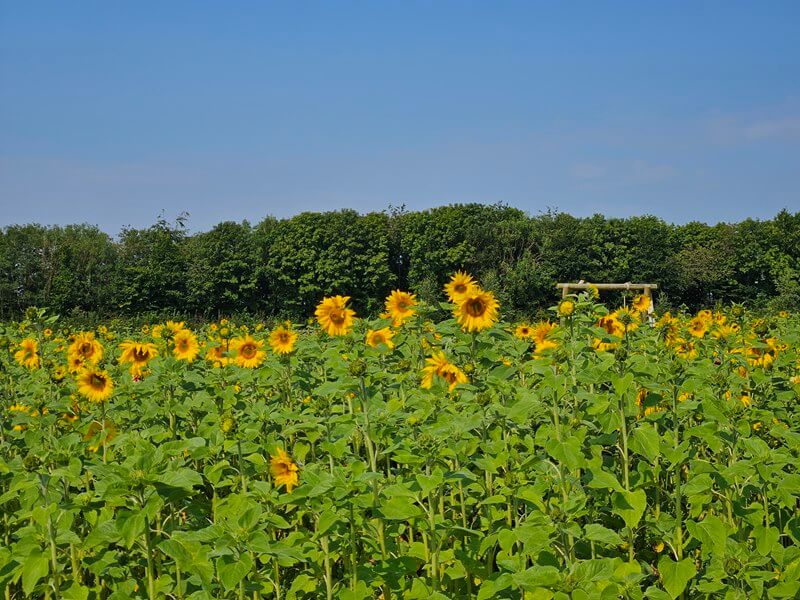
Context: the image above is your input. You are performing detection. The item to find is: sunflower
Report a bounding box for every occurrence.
[119,341,158,368]
[421,352,468,392]
[454,289,500,332]
[205,344,230,367]
[67,354,85,373]
[366,327,395,349]
[514,323,533,340]
[444,271,477,304]
[172,329,200,362]
[532,321,558,355]
[14,338,40,369]
[76,368,114,403]
[269,324,298,355]
[231,335,266,368]
[315,295,356,336]
[632,294,650,314]
[165,320,185,335]
[558,300,575,317]
[270,448,300,493]
[673,339,698,360]
[383,290,418,326]
[51,365,68,383]
[688,317,707,338]
[68,332,104,365]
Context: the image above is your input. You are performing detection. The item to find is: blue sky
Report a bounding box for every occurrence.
[1,1,799,233]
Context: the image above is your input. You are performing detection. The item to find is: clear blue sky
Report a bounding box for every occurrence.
[1,1,799,233]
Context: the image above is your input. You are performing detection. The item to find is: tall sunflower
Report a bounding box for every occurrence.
[454,289,500,332]
[76,368,114,403]
[172,329,200,362]
[68,332,104,365]
[270,448,300,493]
[366,327,395,349]
[383,290,417,326]
[315,295,356,336]
[444,271,477,304]
[268,324,298,355]
[231,335,266,368]
[514,323,533,340]
[14,338,40,369]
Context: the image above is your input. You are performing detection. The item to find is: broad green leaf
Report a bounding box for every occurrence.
[584,523,624,546]
[658,556,696,599]
[612,489,647,530]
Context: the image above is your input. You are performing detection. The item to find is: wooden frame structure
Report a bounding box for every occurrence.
[557,282,658,313]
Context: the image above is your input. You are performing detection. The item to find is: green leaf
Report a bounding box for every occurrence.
[630,424,661,462]
[658,556,696,599]
[612,489,647,530]
[22,549,49,596]
[379,496,423,520]
[216,553,254,591]
[587,469,624,493]
[584,523,624,546]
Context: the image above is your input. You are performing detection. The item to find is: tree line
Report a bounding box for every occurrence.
[1,205,799,321]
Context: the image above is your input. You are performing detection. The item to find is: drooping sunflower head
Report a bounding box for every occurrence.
[76,368,114,403]
[269,324,298,355]
[14,338,40,369]
[366,327,395,350]
[454,289,500,333]
[420,351,468,392]
[315,295,356,336]
[270,448,300,493]
[384,290,417,326]
[231,335,266,368]
[69,332,104,364]
[172,329,200,362]
[119,341,158,366]
[444,271,477,304]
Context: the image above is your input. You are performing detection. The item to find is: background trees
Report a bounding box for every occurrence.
[1,206,798,320]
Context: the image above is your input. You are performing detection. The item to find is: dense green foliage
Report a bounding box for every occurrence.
[2,206,799,320]
[1,298,799,598]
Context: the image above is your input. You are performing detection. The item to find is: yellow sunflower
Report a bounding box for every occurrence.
[558,300,575,317]
[204,344,230,367]
[118,341,158,367]
[632,294,650,313]
[76,368,114,403]
[688,317,707,338]
[14,338,40,369]
[421,352,468,392]
[172,329,200,362]
[270,448,300,493]
[165,320,185,335]
[531,321,558,354]
[231,335,266,368]
[444,271,477,304]
[268,324,298,355]
[383,290,418,326]
[68,332,104,365]
[514,323,534,340]
[366,327,395,349]
[315,295,356,336]
[454,289,500,332]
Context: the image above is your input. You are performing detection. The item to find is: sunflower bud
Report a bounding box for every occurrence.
[348,359,367,377]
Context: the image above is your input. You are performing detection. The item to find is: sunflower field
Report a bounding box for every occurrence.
[2,274,800,600]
